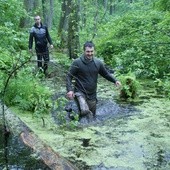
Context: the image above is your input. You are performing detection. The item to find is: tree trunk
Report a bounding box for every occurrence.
[103,0,108,10]
[48,0,54,29]
[109,0,116,15]
[92,0,99,39]
[58,0,72,48]
[80,0,86,28]
[67,0,80,59]
[20,0,35,28]
[42,0,49,26]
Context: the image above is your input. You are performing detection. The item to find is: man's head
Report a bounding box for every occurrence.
[34,15,41,25]
[83,41,95,60]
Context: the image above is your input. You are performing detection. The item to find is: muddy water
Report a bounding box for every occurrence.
[51,81,170,170]
[0,125,50,170]
[6,76,169,170]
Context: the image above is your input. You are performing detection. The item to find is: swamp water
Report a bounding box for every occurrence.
[50,82,170,170]
[0,124,50,170]
[2,77,170,170]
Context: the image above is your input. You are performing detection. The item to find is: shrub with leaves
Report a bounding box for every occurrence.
[54,97,79,129]
[154,75,170,99]
[118,72,141,99]
[3,68,52,114]
[96,10,170,79]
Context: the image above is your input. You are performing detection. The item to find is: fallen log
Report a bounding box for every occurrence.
[3,105,78,170]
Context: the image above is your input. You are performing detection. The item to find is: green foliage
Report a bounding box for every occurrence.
[96,10,170,78]
[0,0,26,28]
[155,0,170,11]
[0,48,13,73]
[55,97,79,130]
[0,0,28,51]
[0,26,28,51]
[0,48,30,75]
[118,72,141,99]
[163,80,170,99]
[53,52,72,69]
[3,68,52,114]
[154,75,170,99]
[55,97,68,124]
[79,0,157,44]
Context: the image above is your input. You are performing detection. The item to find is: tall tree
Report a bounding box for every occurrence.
[20,0,41,28]
[42,0,48,26]
[58,0,72,48]
[67,0,80,59]
[41,0,54,28]
[109,0,116,15]
[20,0,35,28]
[49,0,54,29]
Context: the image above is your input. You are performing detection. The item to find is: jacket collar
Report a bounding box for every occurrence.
[34,23,43,28]
[80,54,94,64]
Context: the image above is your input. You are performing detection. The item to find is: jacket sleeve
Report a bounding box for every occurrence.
[45,27,53,45]
[99,61,117,83]
[66,60,78,92]
[29,29,34,49]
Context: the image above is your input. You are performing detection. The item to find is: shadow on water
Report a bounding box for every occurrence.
[0,125,50,170]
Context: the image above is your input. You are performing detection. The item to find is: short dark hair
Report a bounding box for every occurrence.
[83,41,95,51]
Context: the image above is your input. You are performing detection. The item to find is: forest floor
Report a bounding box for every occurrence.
[9,75,170,170]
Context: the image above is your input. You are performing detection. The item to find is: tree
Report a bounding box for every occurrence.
[58,0,72,48]
[49,0,54,29]
[20,0,41,28]
[42,0,54,28]
[42,0,48,26]
[67,0,80,59]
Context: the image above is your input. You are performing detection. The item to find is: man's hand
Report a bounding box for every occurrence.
[115,81,121,87]
[67,91,75,100]
[50,44,54,49]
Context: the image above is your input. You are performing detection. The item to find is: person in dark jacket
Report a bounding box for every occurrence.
[66,41,121,119]
[29,15,53,76]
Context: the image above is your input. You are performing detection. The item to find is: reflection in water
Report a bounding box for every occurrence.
[0,125,51,170]
[4,126,9,170]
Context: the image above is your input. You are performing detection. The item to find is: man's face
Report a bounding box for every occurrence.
[84,47,94,60]
[34,16,41,25]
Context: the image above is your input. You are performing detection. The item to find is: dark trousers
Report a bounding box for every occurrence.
[75,93,97,117]
[36,50,49,75]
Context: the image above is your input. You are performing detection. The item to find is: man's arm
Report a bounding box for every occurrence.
[99,62,117,82]
[28,31,34,51]
[99,62,121,86]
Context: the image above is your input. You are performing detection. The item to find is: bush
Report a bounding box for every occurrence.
[3,68,52,115]
[96,10,170,79]
[118,72,141,99]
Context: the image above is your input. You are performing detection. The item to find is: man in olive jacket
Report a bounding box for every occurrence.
[66,41,121,119]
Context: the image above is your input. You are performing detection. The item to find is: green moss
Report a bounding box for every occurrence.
[10,83,170,169]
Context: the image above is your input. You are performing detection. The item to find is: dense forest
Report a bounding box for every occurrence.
[0,0,170,169]
[0,0,169,109]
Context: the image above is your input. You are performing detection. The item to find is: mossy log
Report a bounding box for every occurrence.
[3,105,78,170]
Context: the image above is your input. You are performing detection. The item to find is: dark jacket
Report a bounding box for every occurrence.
[29,23,52,52]
[66,55,117,99]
